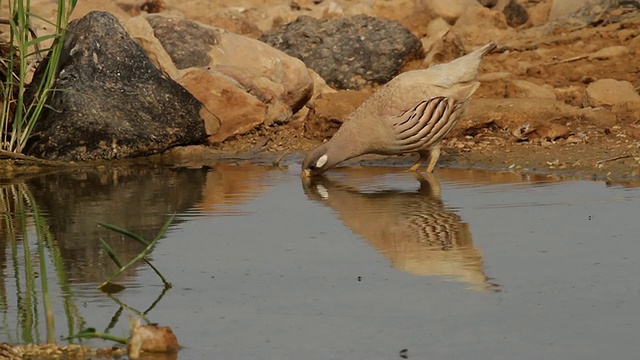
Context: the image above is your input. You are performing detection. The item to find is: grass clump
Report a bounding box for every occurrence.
[0,0,77,153]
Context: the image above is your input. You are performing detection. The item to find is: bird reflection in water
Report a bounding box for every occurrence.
[302,170,499,292]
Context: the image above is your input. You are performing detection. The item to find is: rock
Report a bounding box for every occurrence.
[457,98,580,140]
[128,318,180,359]
[579,107,617,128]
[508,80,557,100]
[304,89,373,139]
[372,0,416,22]
[503,0,528,27]
[450,5,510,47]
[26,11,218,161]
[123,16,182,80]
[179,69,268,142]
[134,14,314,141]
[527,0,553,25]
[584,79,640,107]
[421,31,468,66]
[613,102,640,122]
[588,46,630,60]
[399,4,436,36]
[246,3,329,33]
[478,0,498,7]
[547,0,633,29]
[144,15,218,70]
[554,85,585,107]
[549,0,601,20]
[421,18,452,64]
[417,0,483,24]
[259,15,422,90]
[426,17,451,38]
[205,9,262,38]
[524,123,572,141]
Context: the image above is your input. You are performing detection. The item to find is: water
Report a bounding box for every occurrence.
[1,161,640,359]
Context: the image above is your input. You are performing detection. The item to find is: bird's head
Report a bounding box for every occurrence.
[301,143,336,178]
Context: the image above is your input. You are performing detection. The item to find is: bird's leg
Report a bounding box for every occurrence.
[425,144,441,173]
[408,151,429,172]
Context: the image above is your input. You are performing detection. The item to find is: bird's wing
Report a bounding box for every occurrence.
[390,96,464,153]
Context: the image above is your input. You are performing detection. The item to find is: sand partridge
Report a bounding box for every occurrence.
[301,42,496,177]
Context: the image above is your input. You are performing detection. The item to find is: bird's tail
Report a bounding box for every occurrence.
[438,41,497,85]
[472,41,498,57]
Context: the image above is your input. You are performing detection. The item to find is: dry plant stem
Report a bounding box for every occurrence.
[0,18,42,57]
[543,54,589,66]
[0,148,69,165]
[595,154,633,164]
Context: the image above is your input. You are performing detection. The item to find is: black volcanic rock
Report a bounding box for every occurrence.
[26,11,220,161]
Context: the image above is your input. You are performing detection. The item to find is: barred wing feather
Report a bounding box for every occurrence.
[391,97,464,153]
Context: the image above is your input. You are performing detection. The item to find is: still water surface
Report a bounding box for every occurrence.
[1,161,640,359]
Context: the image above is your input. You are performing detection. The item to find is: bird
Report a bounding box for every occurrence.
[301,41,496,177]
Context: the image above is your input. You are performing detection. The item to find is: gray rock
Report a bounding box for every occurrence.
[503,0,529,27]
[259,15,422,90]
[26,11,219,161]
[548,0,640,29]
[145,15,220,69]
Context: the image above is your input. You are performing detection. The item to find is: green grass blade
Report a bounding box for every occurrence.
[142,258,172,289]
[24,33,59,48]
[66,328,127,344]
[98,237,123,268]
[97,215,175,290]
[97,222,150,246]
[154,213,176,242]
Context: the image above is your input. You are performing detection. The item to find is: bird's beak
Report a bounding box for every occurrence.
[301,169,312,179]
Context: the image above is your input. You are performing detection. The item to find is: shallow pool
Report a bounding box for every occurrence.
[1,160,640,359]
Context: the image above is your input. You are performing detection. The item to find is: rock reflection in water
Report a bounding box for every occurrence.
[302,169,497,291]
[195,162,273,215]
[24,166,208,284]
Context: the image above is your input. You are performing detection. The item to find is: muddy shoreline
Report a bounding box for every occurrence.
[4,132,637,188]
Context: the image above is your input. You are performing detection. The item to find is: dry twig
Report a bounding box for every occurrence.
[595,154,633,165]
